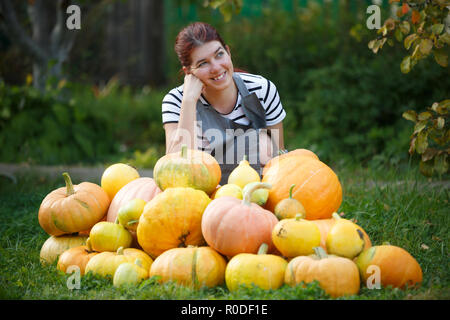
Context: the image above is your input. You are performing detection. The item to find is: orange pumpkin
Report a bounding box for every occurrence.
[137,187,211,259]
[262,156,342,220]
[153,145,221,195]
[38,173,110,236]
[310,215,372,253]
[262,148,319,176]
[57,241,99,275]
[201,182,279,257]
[356,245,423,289]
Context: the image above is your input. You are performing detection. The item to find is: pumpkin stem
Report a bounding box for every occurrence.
[85,237,94,253]
[117,247,124,255]
[127,220,139,226]
[240,154,248,164]
[313,247,328,259]
[331,212,341,220]
[295,213,303,221]
[242,182,272,206]
[134,258,143,268]
[289,184,295,199]
[114,217,120,224]
[382,241,391,246]
[62,172,75,196]
[181,144,188,158]
[257,243,268,255]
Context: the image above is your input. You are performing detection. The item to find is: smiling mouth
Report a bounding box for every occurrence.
[212,71,226,81]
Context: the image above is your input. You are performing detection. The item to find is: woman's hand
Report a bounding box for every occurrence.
[182,74,205,103]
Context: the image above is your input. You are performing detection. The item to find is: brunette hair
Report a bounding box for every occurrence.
[175,22,227,68]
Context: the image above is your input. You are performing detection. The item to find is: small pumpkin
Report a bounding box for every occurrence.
[285,247,360,298]
[274,184,306,220]
[201,182,279,257]
[262,156,342,220]
[38,172,110,236]
[227,155,261,189]
[325,213,366,259]
[113,258,149,287]
[153,144,221,195]
[310,215,372,253]
[355,244,423,289]
[262,148,319,176]
[242,181,269,206]
[225,243,287,291]
[117,198,147,232]
[213,184,243,200]
[40,233,88,265]
[101,163,140,201]
[85,247,153,278]
[149,246,227,288]
[137,187,211,258]
[272,214,321,258]
[57,240,99,275]
[89,219,133,252]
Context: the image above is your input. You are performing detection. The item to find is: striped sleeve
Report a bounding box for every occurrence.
[161,87,183,124]
[261,79,286,126]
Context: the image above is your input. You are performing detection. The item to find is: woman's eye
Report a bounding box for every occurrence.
[198,61,207,68]
[216,51,224,58]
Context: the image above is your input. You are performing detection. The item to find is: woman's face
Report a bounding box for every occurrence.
[185,40,234,92]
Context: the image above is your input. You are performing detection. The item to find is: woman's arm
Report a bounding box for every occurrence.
[259,121,285,165]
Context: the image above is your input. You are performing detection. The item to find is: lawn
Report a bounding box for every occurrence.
[0,162,448,300]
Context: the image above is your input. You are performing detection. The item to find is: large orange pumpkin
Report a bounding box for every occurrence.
[201,183,279,257]
[137,187,211,259]
[262,156,342,220]
[153,145,221,195]
[38,173,110,236]
[262,148,319,176]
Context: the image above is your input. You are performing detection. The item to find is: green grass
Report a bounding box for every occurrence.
[0,163,449,300]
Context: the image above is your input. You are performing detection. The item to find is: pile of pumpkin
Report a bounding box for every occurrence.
[39,146,423,297]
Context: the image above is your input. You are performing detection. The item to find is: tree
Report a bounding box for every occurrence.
[0,0,79,91]
[368,0,449,177]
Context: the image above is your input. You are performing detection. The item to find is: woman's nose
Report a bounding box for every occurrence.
[209,59,221,73]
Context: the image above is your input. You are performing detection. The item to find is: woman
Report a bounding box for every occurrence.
[162,22,286,184]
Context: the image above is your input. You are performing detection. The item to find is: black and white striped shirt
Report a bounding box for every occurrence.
[161,72,286,127]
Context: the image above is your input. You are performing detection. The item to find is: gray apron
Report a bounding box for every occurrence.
[196,73,267,185]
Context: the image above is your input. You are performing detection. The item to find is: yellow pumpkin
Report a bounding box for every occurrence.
[117,198,147,232]
[85,247,153,278]
[272,214,321,258]
[273,184,306,220]
[285,247,360,298]
[101,163,140,201]
[227,155,261,189]
[325,213,365,259]
[88,219,133,252]
[40,234,88,265]
[149,246,227,288]
[213,184,243,200]
[225,243,287,291]
[137,187,211,258]
[242,181,269,206]
[113,258,149,287]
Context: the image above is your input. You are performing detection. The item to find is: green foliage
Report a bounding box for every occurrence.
[403,99,449,177]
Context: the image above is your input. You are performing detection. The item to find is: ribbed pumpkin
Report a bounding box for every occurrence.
[285,247,360,298]
[85,247,153,278]
[153,145,221,195]
[40,234,88,265]
[38,173,110,236]
[225,243,287,291]
[106,177,161,223]
[137,187,211,258]
[262,148,319,176]
[201,183,279,257]
[273,184,306,220]
[149,246,227,288]
[310,215,372,253]
[262,156,342,220]
[355,245,423,289]
[57,241,99,275]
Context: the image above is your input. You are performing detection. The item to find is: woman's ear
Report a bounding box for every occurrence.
[225,45,232,58]
[182,66,190,75]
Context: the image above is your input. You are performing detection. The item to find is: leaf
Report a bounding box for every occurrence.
[395,28,404,42]
[399,21,410,35]
[412,10,421,24]
[419,160,434,177]
[416,130,428,154]
[409,136,417,154]
[439,33,450,45]
[421,148,438,162]
[437,117,445,130]
[402,3,410,15]
[404,34,418,50]
[434,153,448,175]
[402,110,417,122]
[400,55,412,73]
[434,48,449,67]
[418,111,432,121]
[208,0,226,9]
[414,120,427,134]
[219,3,233,22]
[431,24,445,35]
[419,39,433,55]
